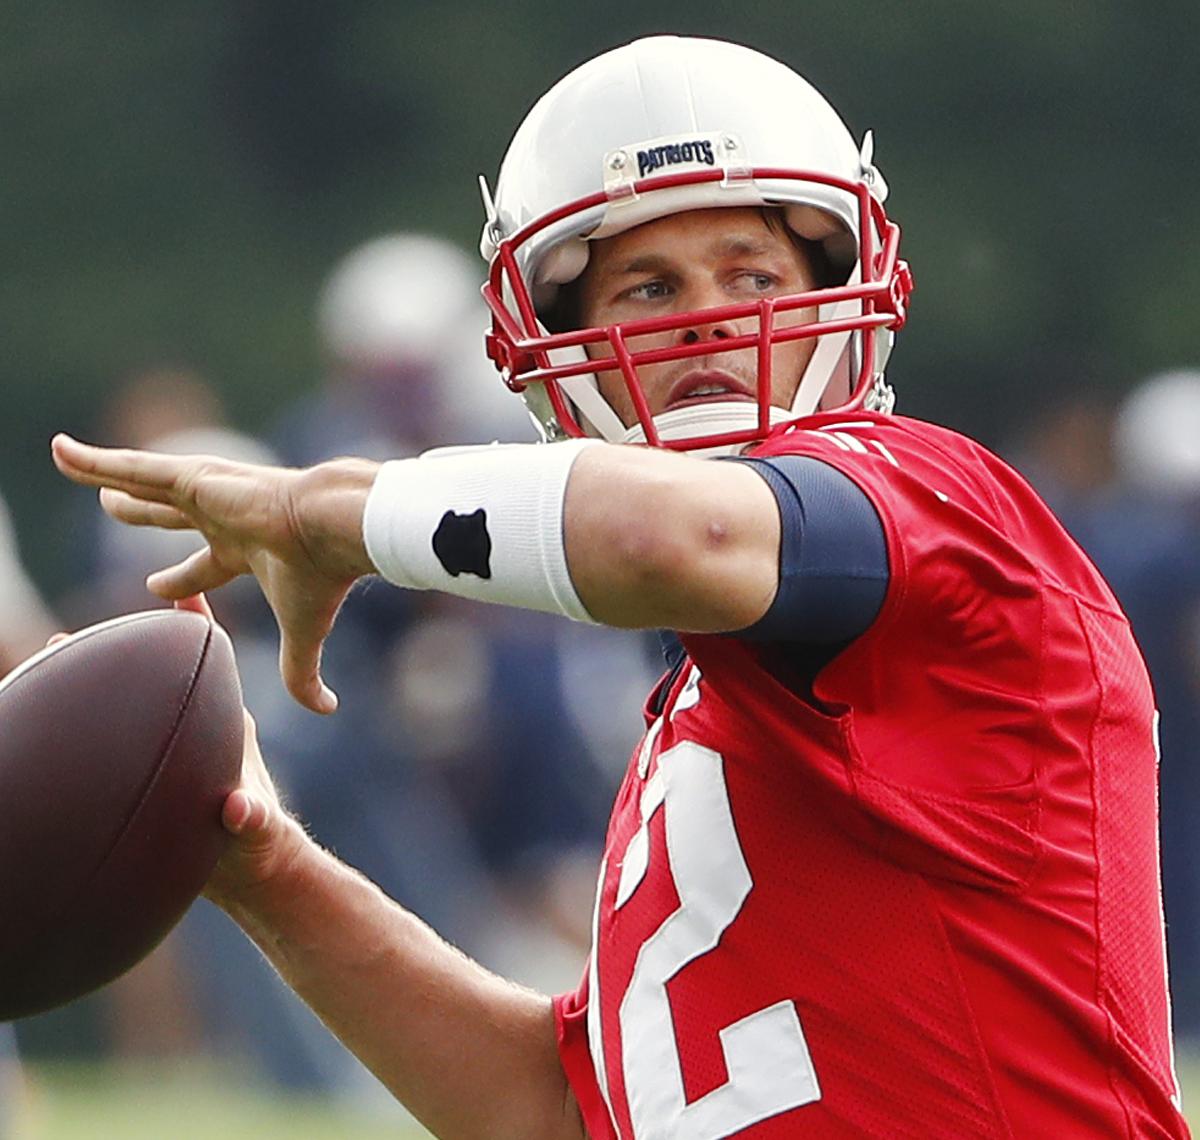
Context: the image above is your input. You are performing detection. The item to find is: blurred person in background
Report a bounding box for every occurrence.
[97,365,226,454]
[271,232,651,996]
[374,603,653,992]
[274,232,535,466]
[59,364,232,617]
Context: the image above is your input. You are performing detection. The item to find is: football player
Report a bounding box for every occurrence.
[52,36,1189,1139]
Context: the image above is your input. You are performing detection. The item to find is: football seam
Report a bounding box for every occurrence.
[89,620,216,879]
[4,621,216,1002]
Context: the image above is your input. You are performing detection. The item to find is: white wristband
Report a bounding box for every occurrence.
[361,439,600,622]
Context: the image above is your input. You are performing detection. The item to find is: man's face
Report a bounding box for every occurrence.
[577,207,821,427]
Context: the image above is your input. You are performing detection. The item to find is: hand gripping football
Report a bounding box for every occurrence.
[0,609,243,1020]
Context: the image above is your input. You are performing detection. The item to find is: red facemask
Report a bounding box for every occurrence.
[483,167,913,453]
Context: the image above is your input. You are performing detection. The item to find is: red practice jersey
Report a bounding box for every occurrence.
[555,413,1189,1139]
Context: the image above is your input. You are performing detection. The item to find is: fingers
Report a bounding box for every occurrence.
[99,487,194,530]
[52,434,184,490]
[146,547,238,599]
[51,435,181,505]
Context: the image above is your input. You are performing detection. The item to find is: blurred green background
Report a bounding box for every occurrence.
[4,1,1199,598]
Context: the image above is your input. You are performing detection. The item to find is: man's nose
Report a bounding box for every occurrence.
[675,304,740,346]
[678,320,736,346]
[674,274,751,345]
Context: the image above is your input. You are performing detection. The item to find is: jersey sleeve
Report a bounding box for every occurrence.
[554,975,618,1140]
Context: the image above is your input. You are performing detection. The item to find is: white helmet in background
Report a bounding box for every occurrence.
[479,35,913,453]
[1114,370,1200,496]
[319,233,536,445]
[319,234,479,370]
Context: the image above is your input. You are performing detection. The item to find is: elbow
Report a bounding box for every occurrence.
[606,502,770,632]
[565,448,778,631]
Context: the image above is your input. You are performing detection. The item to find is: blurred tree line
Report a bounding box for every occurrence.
[2,1,1197,595]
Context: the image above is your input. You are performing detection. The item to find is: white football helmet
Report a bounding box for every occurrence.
[479,35,913,453]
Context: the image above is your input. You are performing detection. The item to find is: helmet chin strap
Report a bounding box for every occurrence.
[558,358,628,440]
[618,402,795,456]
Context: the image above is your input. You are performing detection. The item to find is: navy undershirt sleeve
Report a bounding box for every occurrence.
[728,454,889,646]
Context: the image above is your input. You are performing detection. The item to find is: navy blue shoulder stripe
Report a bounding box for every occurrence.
[729,454,889,646]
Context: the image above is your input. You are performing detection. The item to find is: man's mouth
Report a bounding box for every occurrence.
[664,370,755,413]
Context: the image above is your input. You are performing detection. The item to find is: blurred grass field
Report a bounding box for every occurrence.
[15,1062,434,1140]
[12,1053,1200,1138]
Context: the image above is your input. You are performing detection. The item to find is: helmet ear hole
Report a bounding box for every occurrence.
[786,204,841,241]
[821,231,858,282]
[785,205,856,285]
[538,275,584,334]
[532,238,590,316]
[536,238,589,285]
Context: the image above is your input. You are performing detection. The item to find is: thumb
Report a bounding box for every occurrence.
[222,788,271,838]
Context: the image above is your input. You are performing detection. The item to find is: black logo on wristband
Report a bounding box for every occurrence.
[433,509,493,579]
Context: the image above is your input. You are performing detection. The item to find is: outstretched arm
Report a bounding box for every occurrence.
[51,434,782,709]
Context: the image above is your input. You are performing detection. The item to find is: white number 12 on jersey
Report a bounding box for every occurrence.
[600,740,821,1138]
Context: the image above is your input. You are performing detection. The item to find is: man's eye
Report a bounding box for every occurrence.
[627,280,672,301]
[739,272,776,292]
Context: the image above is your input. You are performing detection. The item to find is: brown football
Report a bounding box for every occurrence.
[0,609,243,1020]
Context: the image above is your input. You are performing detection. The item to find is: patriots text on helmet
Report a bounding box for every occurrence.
[635,140,716,179]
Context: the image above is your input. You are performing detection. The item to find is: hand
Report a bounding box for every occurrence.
[51,433,380,713]
[204,703,311,911]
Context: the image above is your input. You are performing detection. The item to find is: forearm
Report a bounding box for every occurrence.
[217,827,584,1140]
[360,441,781,633]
